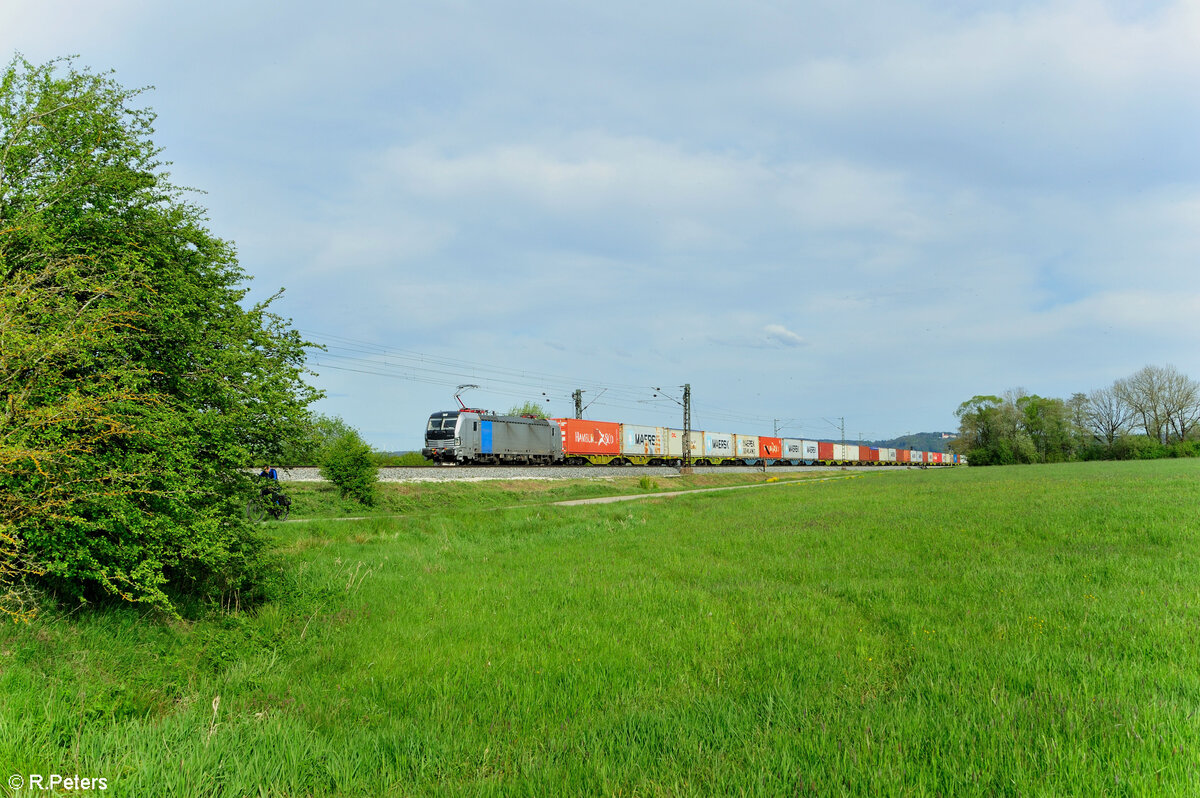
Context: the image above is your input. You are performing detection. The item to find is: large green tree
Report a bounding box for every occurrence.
[1015,394,1077,463]
[0,56,319,617]
[951,393,1036,466]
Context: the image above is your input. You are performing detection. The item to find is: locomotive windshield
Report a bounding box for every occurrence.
[425,412,459,441]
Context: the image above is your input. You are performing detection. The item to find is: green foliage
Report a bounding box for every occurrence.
[1112,435,1167,461]
[318,427,379,506]
[953,395,1021,465]
[507,401,549,418]
[1166,439,1200,458]
[276,413,356,467]
[278,414,433,468]
[961,366,1200,466]
[368,450,432,467]
[955,392,1082,465]
[1017,394,1075,463]
[1077,442,1114,462]
[0,56,319,617]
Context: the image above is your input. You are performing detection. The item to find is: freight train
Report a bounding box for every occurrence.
[422,409,964,467]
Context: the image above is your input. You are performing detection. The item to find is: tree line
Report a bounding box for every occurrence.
[951,365,1200,465]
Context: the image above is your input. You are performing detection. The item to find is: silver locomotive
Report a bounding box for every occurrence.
[422,410,564,465]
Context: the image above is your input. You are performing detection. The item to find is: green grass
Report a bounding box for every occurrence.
[3,460,1199,795]
[279,470,834,520]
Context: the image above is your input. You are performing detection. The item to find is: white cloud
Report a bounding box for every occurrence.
[379,136,768,215]
[764,324,806,348]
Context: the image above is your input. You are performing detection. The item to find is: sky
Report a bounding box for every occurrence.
[4,0,1199,450]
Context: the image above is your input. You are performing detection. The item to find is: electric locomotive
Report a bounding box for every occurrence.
[421,409,563,465]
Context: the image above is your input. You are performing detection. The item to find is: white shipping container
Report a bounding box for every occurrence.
[782,439,821,460]
[665,428,692,458]
[621,425,666,457]
[834,444,860,461]
[910,450,924,462]
[880,447,897,462]
[734,434,759,459]
[704,432,734,458]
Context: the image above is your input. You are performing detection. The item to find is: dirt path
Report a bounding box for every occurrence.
[284,474,866,522]
[551,474,863,505]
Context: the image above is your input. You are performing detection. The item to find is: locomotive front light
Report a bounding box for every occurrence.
[454,437,460,446]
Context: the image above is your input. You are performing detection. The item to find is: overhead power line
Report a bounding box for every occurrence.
[300,329,892,436]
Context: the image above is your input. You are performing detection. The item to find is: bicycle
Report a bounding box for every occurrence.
[246,485,291,522]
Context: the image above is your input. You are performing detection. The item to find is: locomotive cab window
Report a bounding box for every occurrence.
[426,412,459,440]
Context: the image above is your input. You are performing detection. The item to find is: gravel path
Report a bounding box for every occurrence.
[277,464,926,483]
[553,473,863,505]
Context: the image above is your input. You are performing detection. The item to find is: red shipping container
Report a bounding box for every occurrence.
[897,449,911,463]
[865,448,879,462]
[818,441,835,460]
[930,452,942,464]
[552,418,621,456]
[758,437,782,459]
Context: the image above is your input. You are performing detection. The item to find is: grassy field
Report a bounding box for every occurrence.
[2,461,1199,795]
[275,470,841,520]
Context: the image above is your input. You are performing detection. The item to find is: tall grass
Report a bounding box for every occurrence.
[2,460,1198,795]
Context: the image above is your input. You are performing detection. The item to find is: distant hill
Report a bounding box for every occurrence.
[843,432,956,453]
[864,432,957,453]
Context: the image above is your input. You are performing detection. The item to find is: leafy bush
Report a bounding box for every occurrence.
[1166,440,1200,458]
[276,414,358,467]
[1111,435,1166,461]
[370,451,433,467]
[320,431,379,506]
[1078,443,1114,461]
[0,57,319,618]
